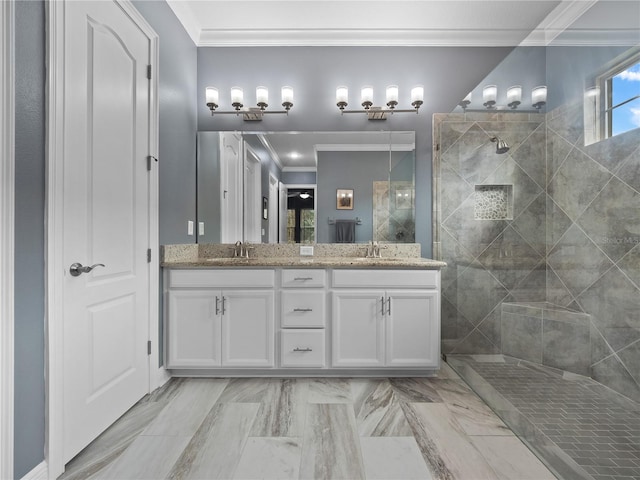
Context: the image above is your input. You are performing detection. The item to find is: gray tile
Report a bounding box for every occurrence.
[547,101,584,146]
[439,227,475,290]
[388,378,443,403]
[581,126,640,176]
[510,124,547,189]
[509,262,547,302]
[543,319,591,376]
[617,341,640,388]
[546,266,575,307]
[501,302,543,317]
[577,266,640,352]
[360,437,433,480]
[217,378,272,403]
[442,196,509,258]
[511,192,546,256]
[548,146,612,222]
[453,265,509,326]
[592,355,640,405]
[441,123,506,185]
[548,223,614,298]
[452,328,501,355]
[616,243,640,289]
[440,162,474,222]
[438,120,474,155]
[501,312,542,363]
[300,403,365,480]
[307,378,352,403]
[478,226,544,291]
[440,294,475,345]
[578,176,640,263]
[477,306,502,348]
[546,195,573,251]
[351,379,413,437]
[250,378,308,437]
[167,403,260,480]
[232,437,301,480]
[546,128,574,186]
[483,157,543,219]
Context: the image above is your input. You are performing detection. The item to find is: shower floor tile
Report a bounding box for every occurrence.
[448,354,640,480]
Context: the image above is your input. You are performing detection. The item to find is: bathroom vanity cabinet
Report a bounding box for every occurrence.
[164,266,441,374]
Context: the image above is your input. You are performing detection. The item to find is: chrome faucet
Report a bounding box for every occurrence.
[232,240,253,258]
[366,241,384,258]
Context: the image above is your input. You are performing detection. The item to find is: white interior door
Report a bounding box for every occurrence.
[220,132,242,243]
[62,0,151,462]
[243,143,262,243]
[268,173,278,243]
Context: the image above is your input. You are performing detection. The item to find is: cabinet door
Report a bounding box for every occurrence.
[386,291,440,367]
[222,290,275,367]
[167,290,221,368]
[332,290,385,367]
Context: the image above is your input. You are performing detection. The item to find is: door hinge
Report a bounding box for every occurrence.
[147,64,152,79]
[147,248,152,263]
[147,340,152,355]
[146,155,158,171]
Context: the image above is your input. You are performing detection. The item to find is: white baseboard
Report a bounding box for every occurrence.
[156,366,171,389]
[20,461,48,480]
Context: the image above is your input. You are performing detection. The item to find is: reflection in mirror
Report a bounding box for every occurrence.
[196,131,415,244]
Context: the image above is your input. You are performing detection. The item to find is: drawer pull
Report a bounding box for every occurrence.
[293,308,313,312]
[294,277,313,281]
[293,347,313,352]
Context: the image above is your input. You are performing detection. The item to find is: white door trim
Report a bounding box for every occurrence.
[0,1,15,479]
[45,2,159,478]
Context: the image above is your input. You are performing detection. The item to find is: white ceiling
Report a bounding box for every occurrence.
[167,0,612,47]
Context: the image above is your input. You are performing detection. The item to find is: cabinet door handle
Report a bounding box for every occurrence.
[294,277,313,281]
[387,297,392,315]
[215,296,221,316]
[293,308,313,312]
[221,296,226,315]
[381,296,385,315]
[293,347,312,352]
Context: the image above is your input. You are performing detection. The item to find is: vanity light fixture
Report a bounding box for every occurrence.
[205,85,294,121]
[461,85,548,111]
[336,85,423,120]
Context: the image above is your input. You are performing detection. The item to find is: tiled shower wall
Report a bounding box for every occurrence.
[434,109,640,402]
[434,112,548,355]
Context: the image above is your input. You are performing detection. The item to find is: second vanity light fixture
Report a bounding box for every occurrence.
[206,86,294,121]
[336,85,424,120]
[459,85,547,112]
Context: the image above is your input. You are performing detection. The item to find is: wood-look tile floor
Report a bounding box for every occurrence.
[59,364,557,480]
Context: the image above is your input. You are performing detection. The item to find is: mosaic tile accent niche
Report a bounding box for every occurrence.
[474,185,513,220]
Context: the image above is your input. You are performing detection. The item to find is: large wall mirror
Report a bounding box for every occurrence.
[196,131,415,244]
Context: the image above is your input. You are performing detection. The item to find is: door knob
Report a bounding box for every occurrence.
[69,262,105,277]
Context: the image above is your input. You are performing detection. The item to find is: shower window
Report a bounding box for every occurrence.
[600,53,640,138]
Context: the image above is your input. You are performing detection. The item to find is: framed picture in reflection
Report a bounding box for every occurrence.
[336,189,354,210]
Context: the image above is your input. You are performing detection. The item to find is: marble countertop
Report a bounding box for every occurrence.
[162,256,447,270]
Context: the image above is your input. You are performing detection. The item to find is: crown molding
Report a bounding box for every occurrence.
[520,0,598,45]
[257,134,284,170]
[197,28,534,47]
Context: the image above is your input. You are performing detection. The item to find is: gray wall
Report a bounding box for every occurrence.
[316,151,390,243]
[12,2,196,476]
[197,46,514,257]
[196,132,222,243]
[282,171,316,184]
[132,0,198,246]
[14,1,46,477]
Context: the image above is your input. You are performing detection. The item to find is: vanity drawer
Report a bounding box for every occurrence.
[281,330,325,367]
[281,291,326,328]
[332,269,439,289]
[168,269,275,288]
[281,269,326,288]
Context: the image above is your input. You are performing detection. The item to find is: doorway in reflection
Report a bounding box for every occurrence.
[286,188,315,243]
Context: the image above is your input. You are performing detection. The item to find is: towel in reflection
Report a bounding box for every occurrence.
[335,219,356,243]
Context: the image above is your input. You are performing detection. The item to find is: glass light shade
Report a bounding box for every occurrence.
[205,86,219,105]
[386,85,399,103]
[483,85,497,103]
[411,85,424,103]
[361,86,374,104]
[256,86,268,105]
[532,85,547,105]
[336,86,348,104]
[231,86,243,105]
[507,85,522,104]
[281,86,294,104]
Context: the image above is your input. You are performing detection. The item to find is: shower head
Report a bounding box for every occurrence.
[490,136,510,154]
